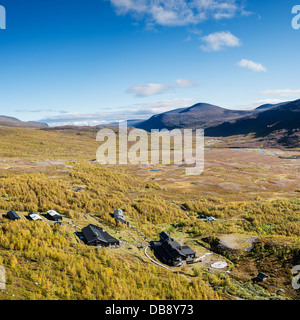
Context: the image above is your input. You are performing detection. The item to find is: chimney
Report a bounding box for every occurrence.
[180,233,183,251]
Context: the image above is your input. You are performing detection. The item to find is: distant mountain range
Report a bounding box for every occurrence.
[131,99,299,148]
[94,99,299,148]
[1,99,299,148]
[0,115,48,128]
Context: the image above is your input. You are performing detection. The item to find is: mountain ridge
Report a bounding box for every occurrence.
[205,99,300,148]
[135,103,254,131]
[0,115,48,128]
[205,99,300,136]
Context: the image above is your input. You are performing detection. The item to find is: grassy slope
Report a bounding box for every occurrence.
[0,126,98,160]
[0,126,299,300]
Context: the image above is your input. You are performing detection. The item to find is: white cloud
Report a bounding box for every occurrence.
[133,97,196,113]
[200,31,241,51]
[237,59,267,72]
[127,79,197,97]
[176,79,197,87]
[260,89,300,97]
[126,83,171,97]
[109,0,245,27]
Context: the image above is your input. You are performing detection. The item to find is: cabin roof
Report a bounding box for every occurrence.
[82,224,119,245]
[152,241,181,260]
[160,231,173,241]
[114,209,124,217]
[257,272,268,279]
[167,241,196,257]
[180,245,196,256]
[28,212,43,220]
[7,211,20,220]
[47,210,62,217]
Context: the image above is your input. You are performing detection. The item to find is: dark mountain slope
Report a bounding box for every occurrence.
[136,103,253,131]
[204,100,300,148]
[255,101,289,111]
[205,99,300,137]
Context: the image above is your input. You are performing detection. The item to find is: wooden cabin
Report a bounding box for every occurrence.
[81,224,120,247]
[150,232,196,266]
[47,210,63,221]
[7,211,21,221]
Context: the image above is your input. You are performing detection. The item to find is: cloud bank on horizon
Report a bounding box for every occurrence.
[40,98,197,126]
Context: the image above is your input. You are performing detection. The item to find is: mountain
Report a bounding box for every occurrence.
[136,103,253,131]
[205,99,300,147]
[0,115,48,128]
[255,101,289,111]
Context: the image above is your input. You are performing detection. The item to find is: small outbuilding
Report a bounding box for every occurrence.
[28,212,43,221]
[113,208,130,227]
[7,211,21,221]
[81,224,120,247]
[254,272,269,282]
[47,210,63,221]
[207,216,216,222]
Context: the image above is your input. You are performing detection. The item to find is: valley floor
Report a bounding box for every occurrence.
[0,127,299,300]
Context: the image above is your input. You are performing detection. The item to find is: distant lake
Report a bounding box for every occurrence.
[234,148,278,157]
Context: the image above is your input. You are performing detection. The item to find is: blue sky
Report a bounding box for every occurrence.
[0,0,300,126]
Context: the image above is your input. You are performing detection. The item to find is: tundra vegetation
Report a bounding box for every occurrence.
[0,126,299,300]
